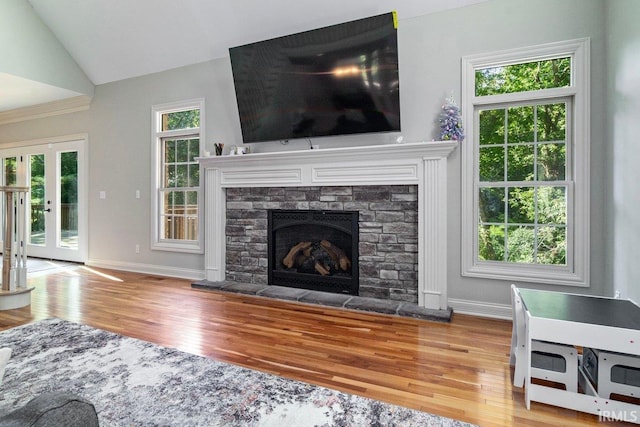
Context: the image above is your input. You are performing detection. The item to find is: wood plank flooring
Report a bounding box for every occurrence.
[0,266,629,426]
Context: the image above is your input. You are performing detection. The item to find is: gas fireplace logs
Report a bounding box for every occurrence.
[282,241,312,268]
[282,240,351,276]
[320,240,351,271]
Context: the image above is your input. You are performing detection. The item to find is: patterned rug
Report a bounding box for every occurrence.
[0,319,475,426]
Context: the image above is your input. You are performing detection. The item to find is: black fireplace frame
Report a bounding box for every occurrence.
[268,209,359,295]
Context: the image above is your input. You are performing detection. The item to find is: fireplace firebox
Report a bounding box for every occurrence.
[268,209,359,295]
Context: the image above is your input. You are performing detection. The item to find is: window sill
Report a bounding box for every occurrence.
[152,242,203,254]
[462,263,588,287]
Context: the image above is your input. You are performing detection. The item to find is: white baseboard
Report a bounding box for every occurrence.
[86,259,205,281]
[448,298,512,320]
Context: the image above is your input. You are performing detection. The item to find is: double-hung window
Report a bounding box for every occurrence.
[461,39,590,286]
[152,99,204,253]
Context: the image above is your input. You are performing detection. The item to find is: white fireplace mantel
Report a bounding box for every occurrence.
[198,141,457,310]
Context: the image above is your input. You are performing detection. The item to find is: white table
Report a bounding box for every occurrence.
[511,286,640,422]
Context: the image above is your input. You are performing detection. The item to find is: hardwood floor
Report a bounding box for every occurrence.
[0,266,628,426]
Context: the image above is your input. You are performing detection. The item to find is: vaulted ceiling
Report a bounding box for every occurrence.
[2,0,487,114]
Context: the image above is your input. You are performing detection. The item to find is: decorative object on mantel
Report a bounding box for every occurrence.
[438,95,465,142]
[228,145,249,155]
[214,142,224,156]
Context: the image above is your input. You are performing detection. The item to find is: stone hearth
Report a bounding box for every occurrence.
[192,279,452,322]
[197,141,457,311]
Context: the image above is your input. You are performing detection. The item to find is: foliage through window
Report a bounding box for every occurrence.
[152,100,204,252]
[461,39,590,286]
[161,135,199,240]
[475,58,571,96]
[4,157,16,186]
[478,100,568,265]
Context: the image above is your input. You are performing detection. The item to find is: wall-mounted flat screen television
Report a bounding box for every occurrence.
[229,12,400,144]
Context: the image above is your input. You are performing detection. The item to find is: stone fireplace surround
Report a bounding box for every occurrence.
[197,141,457,311]
[227,186,416,300]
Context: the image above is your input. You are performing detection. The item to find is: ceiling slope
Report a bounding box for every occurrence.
[28,0,488,85]
[0,0,93,113]
[2,0,488,115]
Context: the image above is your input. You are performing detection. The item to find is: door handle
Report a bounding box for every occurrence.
[45,208,51,212]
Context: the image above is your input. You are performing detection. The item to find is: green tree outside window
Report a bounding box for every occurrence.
[476,58,570,266]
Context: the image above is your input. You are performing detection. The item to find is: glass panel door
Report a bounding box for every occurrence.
[0,139,86,263]
[0,157,19,252]
[29,154,46,246]
[4,157,17,186]
[59,151,78,249]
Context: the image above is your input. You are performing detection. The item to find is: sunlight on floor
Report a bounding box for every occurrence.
[27,259,81,277]
[80,266,123,282]
[25,259,124,282]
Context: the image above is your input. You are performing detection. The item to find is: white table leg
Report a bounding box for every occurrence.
[524,313,532,409]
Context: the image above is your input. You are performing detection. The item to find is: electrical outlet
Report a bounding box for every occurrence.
[614,290,621,299]
[135,244,140,254]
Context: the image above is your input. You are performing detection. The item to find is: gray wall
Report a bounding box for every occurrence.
[0,0,631,311]
[406,0,609,307]
[605,0,640,303]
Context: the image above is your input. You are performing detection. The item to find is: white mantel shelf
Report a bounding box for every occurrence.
[198,141,458,310]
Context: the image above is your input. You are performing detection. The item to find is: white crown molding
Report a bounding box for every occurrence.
[0,95,92,126]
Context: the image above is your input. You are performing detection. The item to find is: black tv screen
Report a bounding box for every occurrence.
[229,12,400,144]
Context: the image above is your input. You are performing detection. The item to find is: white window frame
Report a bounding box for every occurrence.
[151,98,204,253]
[461,38,590,286]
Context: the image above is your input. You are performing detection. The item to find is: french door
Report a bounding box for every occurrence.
[1,139,87,263]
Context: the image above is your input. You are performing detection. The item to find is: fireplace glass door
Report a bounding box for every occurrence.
[268,210,359,295]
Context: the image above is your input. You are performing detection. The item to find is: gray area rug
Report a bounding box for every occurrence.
[0,319,475,426]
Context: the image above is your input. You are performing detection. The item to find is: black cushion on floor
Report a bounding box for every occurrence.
[0,392,98,427]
